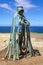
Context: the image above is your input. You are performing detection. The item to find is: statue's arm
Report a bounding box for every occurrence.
[23,15,30,26]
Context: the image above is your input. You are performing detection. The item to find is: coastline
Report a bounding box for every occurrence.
[0,32,43,51]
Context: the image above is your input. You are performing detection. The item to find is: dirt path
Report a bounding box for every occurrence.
[0,48,43,65]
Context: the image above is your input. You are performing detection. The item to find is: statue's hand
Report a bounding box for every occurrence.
[26,22,30,26]
[21,21,25,25]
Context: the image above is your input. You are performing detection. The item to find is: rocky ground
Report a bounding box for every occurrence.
[0,33,43,65]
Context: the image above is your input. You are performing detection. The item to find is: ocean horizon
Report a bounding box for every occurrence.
[0,26,43,33]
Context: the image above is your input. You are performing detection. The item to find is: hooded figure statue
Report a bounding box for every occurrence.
[5,6,34,60]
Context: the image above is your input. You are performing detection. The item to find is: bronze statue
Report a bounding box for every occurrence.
[5,6,34,60]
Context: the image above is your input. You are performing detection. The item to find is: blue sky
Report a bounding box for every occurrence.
[0,0,43,26]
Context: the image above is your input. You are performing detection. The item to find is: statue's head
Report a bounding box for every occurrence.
[17,6,24,15]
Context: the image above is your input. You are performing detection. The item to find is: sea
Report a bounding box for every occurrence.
[0,26,43,33]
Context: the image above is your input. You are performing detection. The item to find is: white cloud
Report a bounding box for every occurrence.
[0,3,13,12]
[0,0,37,13]
[15,0,37,9]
